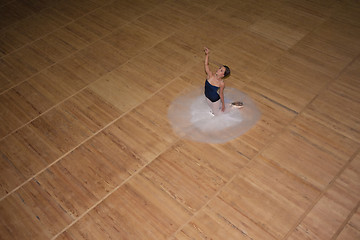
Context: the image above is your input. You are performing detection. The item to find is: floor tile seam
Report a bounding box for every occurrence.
[0,0,162,95]
[282,147,360,240]
[0,36,207,205]
[0,1,187,140]
[0,29,192,202]
[0,13,107,95]
[224,5,295,84]
[0,0,225,202]
[0,7,77,63]
[203,133,360,240]
[260,19,360,137]
[159,3,290,193]
[164,6,288,186]
[0,0,120,60]
[0,0,245,95]
[50,136,182,240]
[259,49,360,239]
[0,0,354,235]
[262,4,353,70]
[263,28,329,71]
[0,0,217,139]
[331,201,360,240]
[169,51,360,239]
[294,32,360,60]
[168,140,286,240]
[1,8,273,233]
[288,53,360,137]
[190,113,304,237]
[290,40,360,66]
[278,54,360,239]
[0,0,47,30]
[58,3,360,239]
[175,121,308,239]
[167,169,239,239]
[45,31,223,236]
[0,0,358,239]
[167,6,304,238]
[114,7,294,234]
[1,0,347,201]
[0,0,215,78]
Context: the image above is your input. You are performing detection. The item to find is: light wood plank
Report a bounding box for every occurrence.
[62,173,192,240]
[0,1,359,240]
[220,1,273,24]
[261,130,348,190]
[0,26,33,56]
[287,153,360,239]
[29,89,120,153]
[0,45,54,85]
[235,86,297,150]
[0,81,52,137]
[103,23,163,58]
[332,3,360,27]
[12,8,71,42]
[249,6,324,48]
[227,30,287,64]
[141,143,226,212]
[282,0,337,18]
[0,180,73,240]
[213,44,269,82]
[175,198,278,240]
[217,156,321,239]
[337,224,360,240]
[134,4,198,38]
[0,125,62,198]
[0,1,34,29]
[101,80,183,162]
[336,206,360,240]
[52,0,102,20]
[287,43,353,78]
[248,65,322,113]
[303,88,360,143]
[31,27,89,62]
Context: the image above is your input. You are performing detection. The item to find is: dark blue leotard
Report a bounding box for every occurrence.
[205,79,220,102]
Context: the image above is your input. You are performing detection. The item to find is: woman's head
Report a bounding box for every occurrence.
[223,65,230,78]
[216,65,231,78]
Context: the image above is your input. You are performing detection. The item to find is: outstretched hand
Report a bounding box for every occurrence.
[204,47,209,55]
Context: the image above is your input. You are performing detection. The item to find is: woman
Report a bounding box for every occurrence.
[167,48,260,143]
[204,47,231,115]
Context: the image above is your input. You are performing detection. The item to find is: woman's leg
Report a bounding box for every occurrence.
[206,98,221,115]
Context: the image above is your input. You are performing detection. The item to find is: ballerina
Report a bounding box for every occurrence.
[204,46,230,115]
[167,48,261,143]
[204,47,244,115]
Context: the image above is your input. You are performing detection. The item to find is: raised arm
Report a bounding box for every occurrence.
[204,47,212,78]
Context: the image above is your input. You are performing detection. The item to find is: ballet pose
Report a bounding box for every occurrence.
[167,48,261,143]
[204,47,230,115]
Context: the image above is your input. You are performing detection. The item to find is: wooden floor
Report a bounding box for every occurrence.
[0,0,359,239]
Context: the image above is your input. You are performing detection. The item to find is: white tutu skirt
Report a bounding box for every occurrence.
[168,87,261,143]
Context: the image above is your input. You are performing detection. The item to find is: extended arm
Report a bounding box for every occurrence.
[204,47,212,78]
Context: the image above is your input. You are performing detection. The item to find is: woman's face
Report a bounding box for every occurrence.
[216,66,226,78]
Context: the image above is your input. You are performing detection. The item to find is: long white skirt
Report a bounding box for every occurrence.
[167,87,261,143]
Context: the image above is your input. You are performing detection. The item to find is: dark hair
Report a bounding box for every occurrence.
[223,65,230,78]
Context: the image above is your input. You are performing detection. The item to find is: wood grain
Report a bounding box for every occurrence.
[0,0,359,239]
